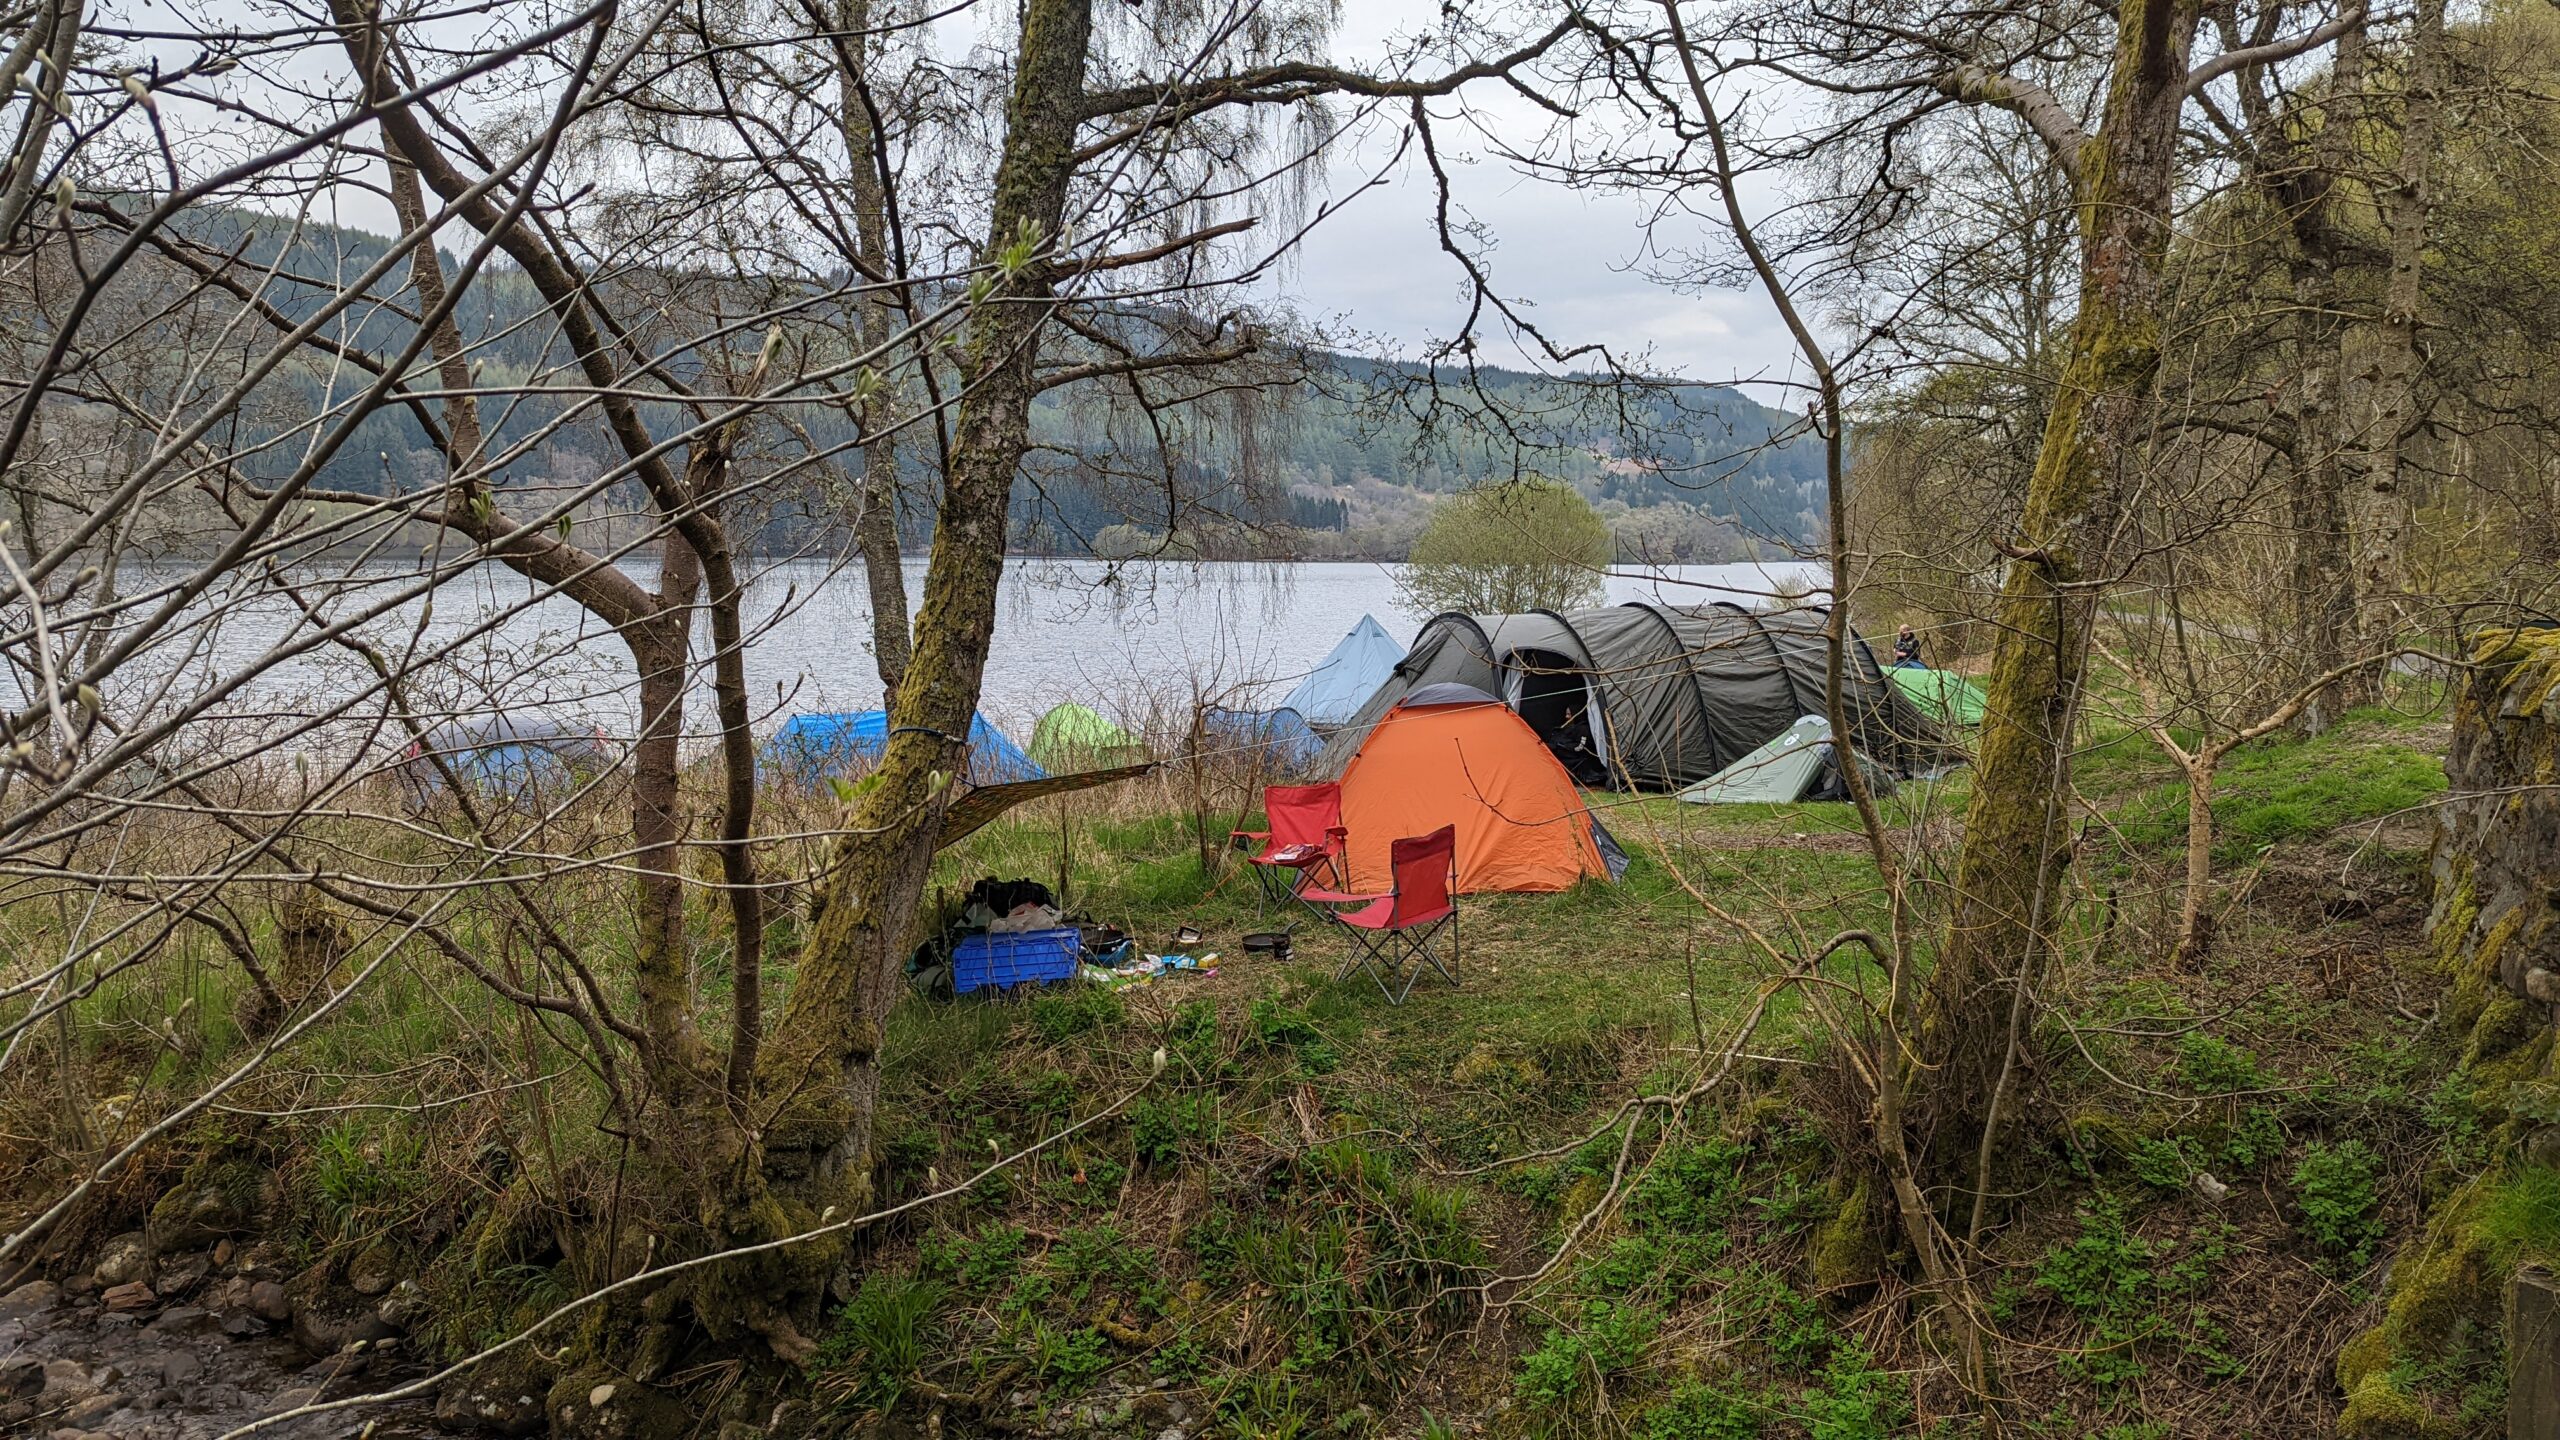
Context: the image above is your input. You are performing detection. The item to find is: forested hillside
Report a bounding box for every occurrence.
[159,212,1816,562]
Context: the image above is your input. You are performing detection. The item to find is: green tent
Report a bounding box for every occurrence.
[1027,703,1141,771]
[1676,716,1896,805]
[1888,666,1988,726]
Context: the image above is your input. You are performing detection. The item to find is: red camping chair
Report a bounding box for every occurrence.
[1231,783,1349,912]
[1316,825,1459,1005]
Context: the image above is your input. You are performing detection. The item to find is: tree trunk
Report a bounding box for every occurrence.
[2288,22,2364,727]
[1922,0,2198,1184]
[2345,0,2443,704]
[2174,754,2218,964]
[768,0,1095,1200]
[833,0,915,708]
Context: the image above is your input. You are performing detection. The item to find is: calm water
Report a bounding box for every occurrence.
[126,557,1827,753]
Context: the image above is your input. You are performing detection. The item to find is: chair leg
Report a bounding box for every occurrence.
[1401,916,1457,997]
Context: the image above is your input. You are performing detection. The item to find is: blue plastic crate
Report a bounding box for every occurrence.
[951,927,1082,995]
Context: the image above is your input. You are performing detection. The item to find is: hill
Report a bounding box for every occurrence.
[91,210,1823,560]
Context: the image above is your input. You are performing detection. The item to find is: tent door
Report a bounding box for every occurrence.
[1503,649,1610,786]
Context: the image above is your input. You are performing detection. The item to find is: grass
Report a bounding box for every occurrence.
[0,707,2473,1438]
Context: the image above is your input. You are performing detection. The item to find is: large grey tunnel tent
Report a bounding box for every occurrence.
[1312,602,1940,792]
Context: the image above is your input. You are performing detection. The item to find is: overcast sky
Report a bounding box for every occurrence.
[1273,2,1801,389]
[157,0,1802,388]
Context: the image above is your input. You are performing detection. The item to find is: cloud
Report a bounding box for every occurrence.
[1264,0,1801,386]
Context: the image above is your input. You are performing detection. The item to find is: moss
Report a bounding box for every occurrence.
[2442,907,2515,1035]
[2335,1325,2392,1393]
[469,1176,558,1277]
[2337,1364,2456,1440]
[146,1147,275,1250]
[2337,646,2560,1422]
[2062,1104,2173,1166]
[2468,1027,2556,1126]
[1809,1174,1882,1293]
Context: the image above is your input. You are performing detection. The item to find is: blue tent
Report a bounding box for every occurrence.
[399,715,615,802]
[1283,614,1405,725]
[768,711,1044,786]
[1202,706,1323,772]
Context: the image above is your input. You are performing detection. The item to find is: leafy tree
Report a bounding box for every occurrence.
[1395,478,1612,617]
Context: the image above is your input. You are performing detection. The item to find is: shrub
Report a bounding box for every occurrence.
[1639,1381,1765,1440]
[2175,1033,2265,1094]
[919,1222,1027,1292]
[1129,1092,1220,1165]
[2292,1140,2386,1267]
[1631,1137,1749,1235]
[1395,476,1612,618]
[2131,1137,2193,1192]
[1798,1344,1907,1440]
[1514,1299,1661,1412]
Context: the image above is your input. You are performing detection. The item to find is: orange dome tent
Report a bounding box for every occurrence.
[1333,684,1624,894]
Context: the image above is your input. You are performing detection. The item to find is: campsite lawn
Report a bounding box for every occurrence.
[827,710,2454,1437]
[922,783,1929,1153]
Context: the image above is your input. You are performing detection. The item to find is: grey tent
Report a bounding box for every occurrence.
[1313,602,1939,792]
[1675,715,1897,805]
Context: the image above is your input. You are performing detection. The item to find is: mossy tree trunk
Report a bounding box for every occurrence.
[766,0,1097,1206]
[2217,7,2367,727]
[1922,0,2201,1190]
[2285,22,2366,729]
[2344,0,2443,706]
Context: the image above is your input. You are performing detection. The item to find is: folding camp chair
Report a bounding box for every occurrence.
[1231,783,1348,913]
[1315,825,1459,1005]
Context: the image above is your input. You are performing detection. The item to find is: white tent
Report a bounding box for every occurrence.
[1283,614,1406,725]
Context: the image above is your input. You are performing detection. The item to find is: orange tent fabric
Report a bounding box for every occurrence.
[1336,695,1612,894]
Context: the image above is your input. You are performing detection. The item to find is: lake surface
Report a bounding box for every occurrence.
[735,557,1829,732]
[125,557,1827,755]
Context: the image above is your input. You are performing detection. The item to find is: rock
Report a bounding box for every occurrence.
[248,1281,290,1322]
[151,1252,210,1298]
[100,1283,156,1313]
[146,1155,278,1254]
[549,1367,686,1440]
[2192,1171,2232,1203]
[0,1280,60,1320]
[149,1306,215,1336]
[91,1235,152,1289]
[63,1394,123,1427]
[1156,1429,1185,1440]
[265,1386,321,1416]
[286,1262,378,1357]
[433,1347,551,1437]
[344,1244,398,1298]
[42,1359,102,1403]
[376,1280,428,1330]
[156,1353,201,1387]
[2,1356,41,1399]
[220,1313,265,1338]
